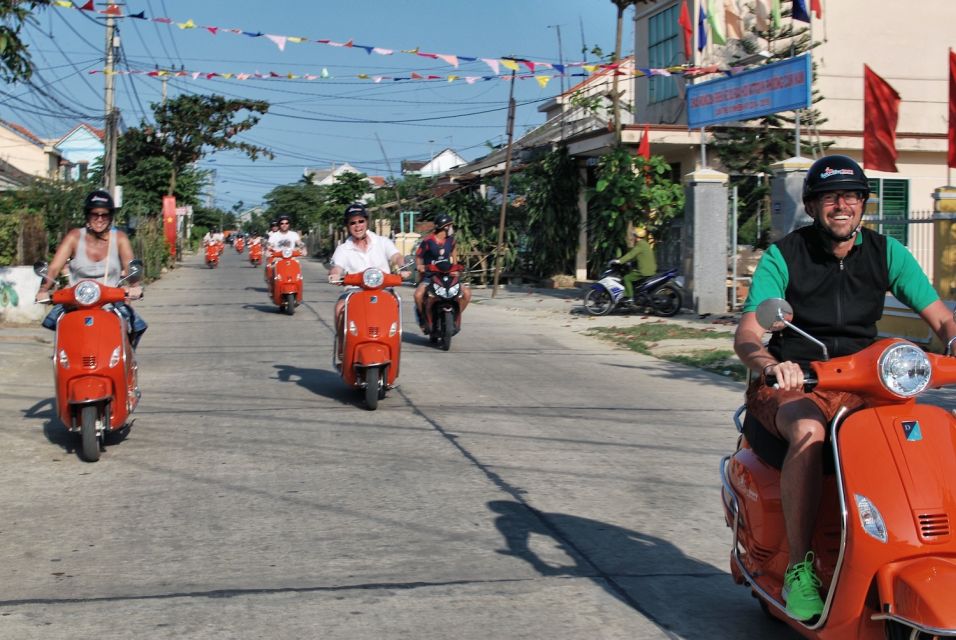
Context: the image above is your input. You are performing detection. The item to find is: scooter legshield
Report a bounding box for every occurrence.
[68,376,112,404]
[877,557,956,631]
[353,343,390,368]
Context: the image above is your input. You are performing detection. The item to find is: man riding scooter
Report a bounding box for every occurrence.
[413,212,471,333]
[733,154,956,621]
[265,214,305,286]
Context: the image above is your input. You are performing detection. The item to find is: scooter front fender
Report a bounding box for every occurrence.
[877,556,956,632]
[353,343,391,368]
[67,376,112,404]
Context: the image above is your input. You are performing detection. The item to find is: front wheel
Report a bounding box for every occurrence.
[583,288,614,316]
[283,293,295,316]
[79,405,100,462]
[650,284,682,317]
[441,310,454,351]
[364,367,380,411]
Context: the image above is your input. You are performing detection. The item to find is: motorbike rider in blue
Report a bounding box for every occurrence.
[733,155,956,621]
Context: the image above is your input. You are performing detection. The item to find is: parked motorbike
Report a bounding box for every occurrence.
[34,260,145,462]
[204,242,220,268]
[583,261,683,317]
[720,297,956,639]
[333,268,403,410]
[268,248,303,315]
[249,241,262,267]
[234,237,245,253]
[422,261,464,351]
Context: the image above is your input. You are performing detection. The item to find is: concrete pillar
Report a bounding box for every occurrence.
[932,186,956,299]
[770,156,813,241]
[682,168,729,315]
[575,165,588,281]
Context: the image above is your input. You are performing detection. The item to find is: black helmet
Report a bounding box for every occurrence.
[277,214,291,225]
[344,202,368,225]
[269,219,279,227]
[433,213,453,231]
[803,155,870,205]
[84,189,115,215]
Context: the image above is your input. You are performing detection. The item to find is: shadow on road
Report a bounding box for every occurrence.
[273,364,356,405]
[488,499,797,639]
[402,332,436,348]
[243,303,285,314]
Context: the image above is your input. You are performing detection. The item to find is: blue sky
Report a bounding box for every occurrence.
[3,0,628,210]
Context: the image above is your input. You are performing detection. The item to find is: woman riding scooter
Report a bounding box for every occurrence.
[35,189,147,348]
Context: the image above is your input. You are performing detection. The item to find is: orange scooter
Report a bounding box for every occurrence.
[234,236,245,253]
[721,298,956,639]
[268,248,303,315]
[333,268,403,410]
[249,241,262,267]
[34,260,144,462]
[205,242,220,268]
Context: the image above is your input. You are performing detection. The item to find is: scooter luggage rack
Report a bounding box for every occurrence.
[721,405,853,631]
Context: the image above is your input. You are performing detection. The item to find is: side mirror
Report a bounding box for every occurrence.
[124,259,144,285]
[755,298,794,333]
[33,260,49,280]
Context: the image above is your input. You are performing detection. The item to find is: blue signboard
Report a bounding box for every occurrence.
[687,54,812,128]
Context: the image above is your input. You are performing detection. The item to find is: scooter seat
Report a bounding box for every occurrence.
[742,411,836,475]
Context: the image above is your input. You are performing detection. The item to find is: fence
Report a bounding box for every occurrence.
[863,210,934,283]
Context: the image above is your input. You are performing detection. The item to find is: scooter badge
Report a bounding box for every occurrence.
[902,420,922,441]
[84,316,94,326]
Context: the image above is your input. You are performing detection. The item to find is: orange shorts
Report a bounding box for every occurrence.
[745,380,864,439]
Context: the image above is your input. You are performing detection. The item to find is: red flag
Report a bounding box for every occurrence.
[78,0,94,10]
[863,64,900,173]
[810,0,823,18]
[678,0,693,62]
[637,125,650,160]
[948,50,956,169]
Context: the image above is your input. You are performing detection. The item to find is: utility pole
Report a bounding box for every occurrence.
[491,69,517,298]
[103,0,118,194]
[374,132,405,237]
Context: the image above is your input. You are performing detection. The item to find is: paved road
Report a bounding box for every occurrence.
[0,248,799,639]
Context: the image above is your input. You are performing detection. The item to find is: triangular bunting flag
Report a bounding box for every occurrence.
[178,19,196,30]
[437,54,459,68]
[288,36,305,44]
[192,72,200,79]
[535,75,550,88]
[102,4,121,16]
[265,34,287,51]
[553,64,565,74]
[206,27,218,35]
[129,10,146,19]
[447,75,459,82]
[411,72,423,80]
[321,68,330,78]
[481,58,500,74]
[373,48,393,55]
[523,60,536,72]
[78,0,94,10]
[465,77,479,84]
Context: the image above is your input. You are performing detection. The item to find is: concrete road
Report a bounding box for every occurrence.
[0,249,798,639]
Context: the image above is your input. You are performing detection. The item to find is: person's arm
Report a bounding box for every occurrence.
[919,300,956,351]
[734,312,806,391]
[36,229,78,300]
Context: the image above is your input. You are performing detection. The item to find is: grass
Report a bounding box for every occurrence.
[589,322,747,381]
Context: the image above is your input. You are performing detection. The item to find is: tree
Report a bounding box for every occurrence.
[264,178,327,230]
[523,148,581,278]
[151,94,271,195]
[0,1,49,84]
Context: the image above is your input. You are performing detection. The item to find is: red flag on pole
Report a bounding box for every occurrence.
[637,125,650,160]
[678,0,693,62]
[810,0,823,18]
[948,50,956,169]
[863,64,900,173]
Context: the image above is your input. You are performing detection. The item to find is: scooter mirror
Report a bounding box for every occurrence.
[124,259,145,285]
[755,298,793,333]
[33,261,49,280]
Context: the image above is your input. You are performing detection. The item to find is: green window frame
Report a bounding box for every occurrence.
[648,5,680,103]
[867,178,909,244]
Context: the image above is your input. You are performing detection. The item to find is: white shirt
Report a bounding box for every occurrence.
[331,230,399,274]
[268,230,302,251]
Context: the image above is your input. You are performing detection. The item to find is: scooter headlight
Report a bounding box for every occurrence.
[282,248,293,259]
[74,280,102,306]
[448,283,460,297]
[878,343,931,398]
[433,285,448,297]
[362,269,384,288]
[109,346,122,368]
[854,494,888,543]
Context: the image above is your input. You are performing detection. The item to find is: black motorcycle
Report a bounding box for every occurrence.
[583,262,684,317]
[422,261,464,351]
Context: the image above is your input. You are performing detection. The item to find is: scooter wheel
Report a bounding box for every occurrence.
[79,405,101,462]
[583,288,613,316]
[365,368,380,410]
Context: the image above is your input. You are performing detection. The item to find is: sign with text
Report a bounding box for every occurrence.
[687,55,812,128]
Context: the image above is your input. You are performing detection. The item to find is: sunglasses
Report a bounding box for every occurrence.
[349,219,367,226]
[87,212,112,219]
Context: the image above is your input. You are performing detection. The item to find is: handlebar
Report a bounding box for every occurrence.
[764,373,818,393]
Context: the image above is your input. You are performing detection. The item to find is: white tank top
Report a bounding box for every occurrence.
[70,228,121,286]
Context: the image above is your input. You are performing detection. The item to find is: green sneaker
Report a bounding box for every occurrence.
[782,552,824,621]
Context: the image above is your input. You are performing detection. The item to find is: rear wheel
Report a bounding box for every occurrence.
[583,288,613,316]
[650,284,682,317]
[364,368,380,411]
[441,310,454,351]
[283,293,295,316]
[79,405,100,462]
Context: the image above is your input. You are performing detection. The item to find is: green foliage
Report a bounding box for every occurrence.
[326,172,370,211]
[0,1,49,83]
[130,217,171,281]
[522,147,581,277]
[0,211,18,266]
[0,179,89,255]
[587,147,684,275]
[264,179,328,230]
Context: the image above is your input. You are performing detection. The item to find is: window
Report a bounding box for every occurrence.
[867,178,909,244]
[648,5,680,103]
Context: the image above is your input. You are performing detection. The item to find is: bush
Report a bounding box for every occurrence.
[131,217,172,281]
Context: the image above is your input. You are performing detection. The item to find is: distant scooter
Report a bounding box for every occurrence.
[249,241,262,267]
[234,236,245,253]
[333,268,404,410]
[421,260,464,351]
[721,298,956,639]
[583,262,683,317]
[268,248,303,315]
[34,260,145,462]
[204,242,220,268]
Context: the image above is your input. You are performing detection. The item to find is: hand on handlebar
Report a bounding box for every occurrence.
[763,361,805,391]
[125,285,144,301]
[35,290,51,304]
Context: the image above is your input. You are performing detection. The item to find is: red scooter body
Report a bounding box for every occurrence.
[205,243,220,268]
[269,248,303,315]
[423,262,464,351]
[234,237,245,253]
[722,338,956,638]
[249,242,262,266]
[47,281,140,462]
[335,268,403,410]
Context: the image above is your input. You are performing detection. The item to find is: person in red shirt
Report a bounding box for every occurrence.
[414,213,471,331]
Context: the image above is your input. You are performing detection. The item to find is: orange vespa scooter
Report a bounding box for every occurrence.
[248,240,262,267]
[204,242,220,268]
[234,236,245,254]
[34,260,144,462]
[268,247,303,315]
[333,268,403,410]
[721,298,956,639]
